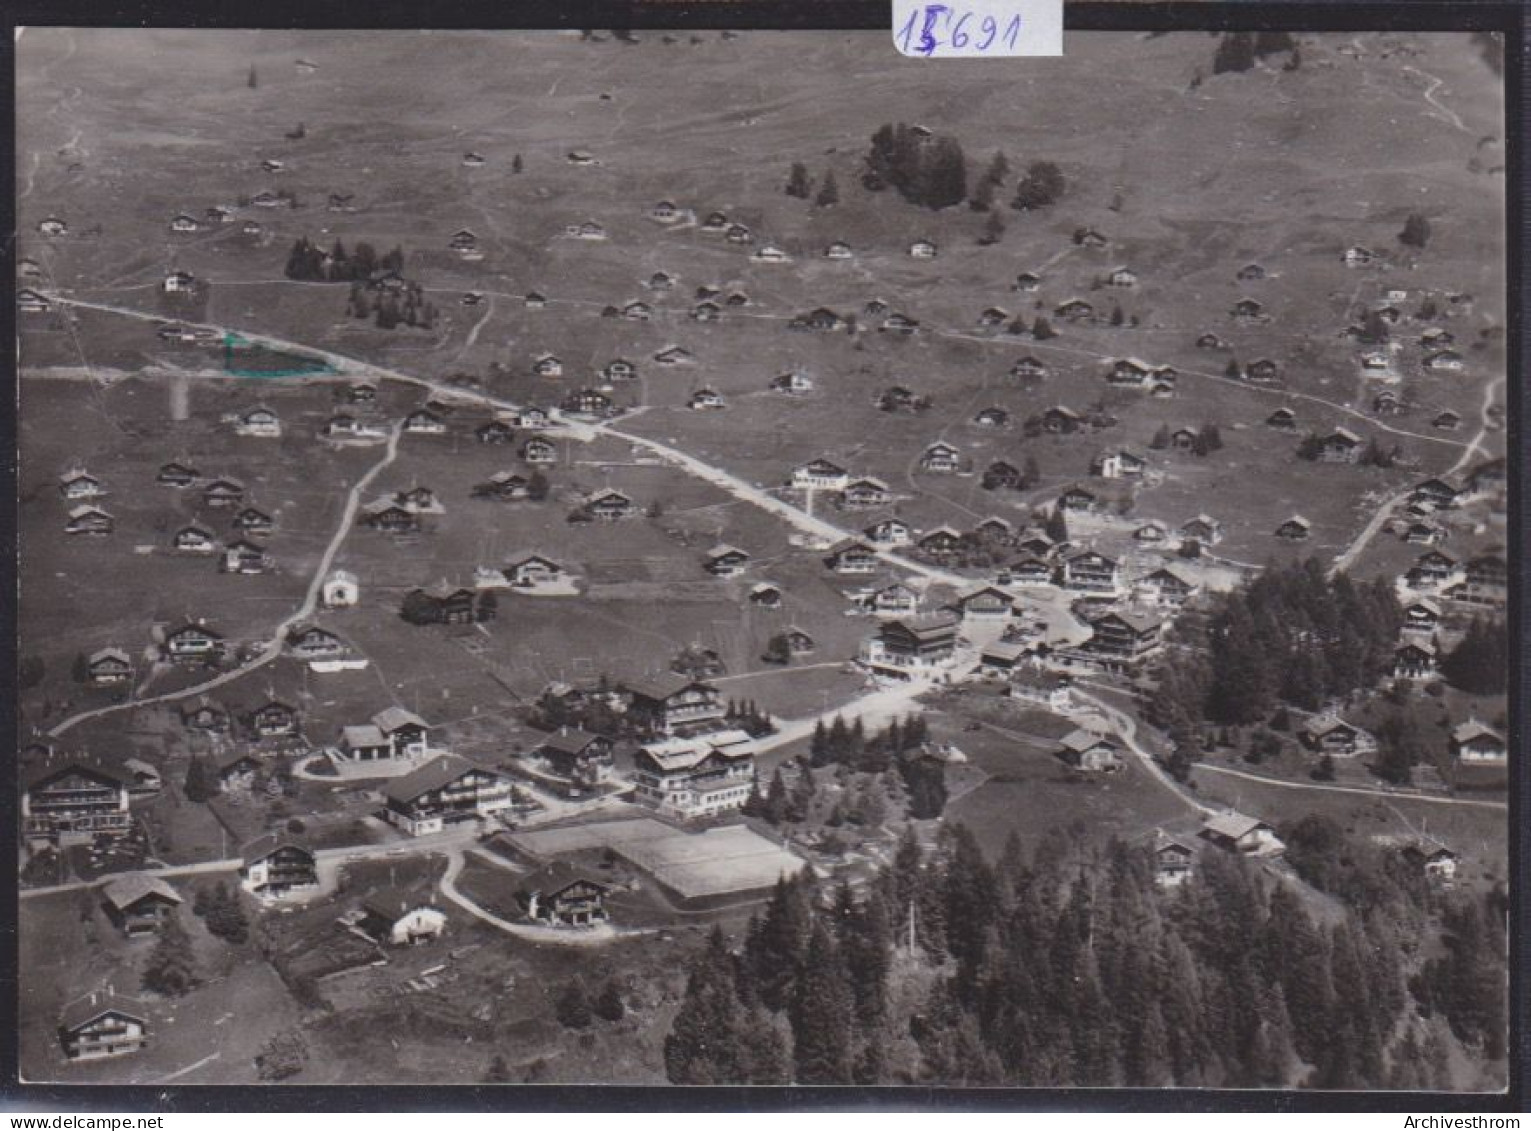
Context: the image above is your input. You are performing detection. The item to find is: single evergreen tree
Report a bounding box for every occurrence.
[815,171,839,208]
[1399,212,1432,249]
[593,979,626,1022]
[789,922,857,1083]
[142,913,198,996]
[556,977,594,1029]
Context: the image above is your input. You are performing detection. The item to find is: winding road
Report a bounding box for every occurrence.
[1328,374,1503,578]
[1193,761,1506,811]
[46,420,404,738]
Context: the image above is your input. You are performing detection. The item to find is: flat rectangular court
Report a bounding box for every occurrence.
[508,817,807,901]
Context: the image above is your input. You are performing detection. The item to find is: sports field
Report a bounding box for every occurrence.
[507,816,807,900]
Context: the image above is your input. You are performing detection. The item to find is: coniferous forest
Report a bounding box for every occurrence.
[664,823,1507,1089]
[1148,558,1404,732]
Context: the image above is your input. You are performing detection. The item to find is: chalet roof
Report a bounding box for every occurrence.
[100,875,182,912]
[60,992,147,1034]
[1145,565,1196,588]
[828,538,876,556]
[123,758,159,780]
[1094,609,1163,634]
[706,543,748,561]
[385,754,485,804]
[625,672,711,702]
[520,861,612,900]
[506,553,561,571]
[241,832,312,867]
[1282,515,1311,528]
[420,579,475,600]
[362,884,441,923]
[166,621,223,640]
[215,752,260,777]
[89,647,131,666]
[1401,836,1456,861]
[1303,715,1357,737]
[883,612,961,638]
[1451,720,1503,745]
[343,724,386,749]
[1060,728,1116,754]
[373,706,428,734]
[981,640,1031,661]
[920,525,963,542]
[1202,811,1270,841]
[536,727,607,756]
[637,732,754,772]
[1328,427,1362,444]
[1152,829,1197,855]
[959,585,1012,604]
[24,758,130,793]
[1064,547,1116,566]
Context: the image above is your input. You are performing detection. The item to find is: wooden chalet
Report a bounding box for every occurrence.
[240,834,318,897]
[1302,716,1362,757]
[504,554,567,587]
[86,648,132,686]
[586,489,636,521]
[531,728,616,792]
[1060,549,1119,593]
[1200,812,1284,856]
[860,613,960,679]
[338,706,429,763]
[163,621,223,662]
[825,538,879,575]
[840,477,892,510]
[383,754,512,836]
[1450,721,1506,765]
[519,865,611,927]
[623,674,725,735]
[65,506,114,536]
[59,994,148,1061]
[358,888,448,945]
[100,876,183,937]
[1057,729,1124,773]
[704,544,750,578]
[23,759,132,842]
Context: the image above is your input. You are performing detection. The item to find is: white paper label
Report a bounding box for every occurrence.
[892,0,1063,57]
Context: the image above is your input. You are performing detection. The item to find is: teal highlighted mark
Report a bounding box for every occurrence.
[223,331,336,378]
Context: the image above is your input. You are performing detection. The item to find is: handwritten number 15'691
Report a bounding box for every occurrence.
[896,4,1023,56]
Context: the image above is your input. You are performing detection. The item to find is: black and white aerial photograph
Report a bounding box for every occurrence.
[13,23,1512,1093]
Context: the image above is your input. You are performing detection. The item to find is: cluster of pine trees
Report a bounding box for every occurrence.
[399,588,497,626]
[192,880,252,943]
[1150,559,1402,734]
[784,162,839,208]
[722,698,775,737]
[1010,160,1067,211]
[666,822,1502,1088]
[745,756,896,831]
[1440,617,1507,694]
[863,123,968,210]
[284,237,402,282]
[1212,31,1300,75]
